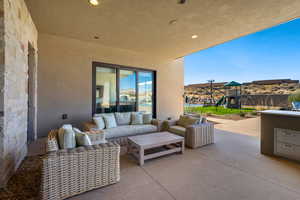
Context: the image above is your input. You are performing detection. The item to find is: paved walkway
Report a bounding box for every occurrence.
[207,117,260,138]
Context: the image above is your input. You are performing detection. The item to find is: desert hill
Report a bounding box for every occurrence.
[185,79,300,105]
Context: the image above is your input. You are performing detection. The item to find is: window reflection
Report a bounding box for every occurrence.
[119,70,136,112]
[95,67,117,113]
[138,72,153,114]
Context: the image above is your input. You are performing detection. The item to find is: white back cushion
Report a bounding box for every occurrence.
[58,124,76,149]
[131,113,143,125]
[93,116,105,130]
[103,114,117,129]
[115,112,131,125]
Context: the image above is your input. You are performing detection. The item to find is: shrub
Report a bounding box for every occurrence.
[288,90,300,102]
[251,111,258,116]
[239,112,246,117]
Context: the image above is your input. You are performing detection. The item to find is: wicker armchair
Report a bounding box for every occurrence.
[40,130,120,200]
[163,118,214,149]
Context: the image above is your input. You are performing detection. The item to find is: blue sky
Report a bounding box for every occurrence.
[184,18,300,85]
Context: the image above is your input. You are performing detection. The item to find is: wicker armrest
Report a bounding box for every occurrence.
[40,142,120,200]
[186,122,211,128]
[186,122,214,133]
[151,119,163,131]
[83,121,97,131]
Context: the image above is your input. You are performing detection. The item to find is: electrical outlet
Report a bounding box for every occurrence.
[62,114,68,120]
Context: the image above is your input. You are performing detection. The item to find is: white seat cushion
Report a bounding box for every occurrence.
[104,124,157,139]
[169,125,186,136]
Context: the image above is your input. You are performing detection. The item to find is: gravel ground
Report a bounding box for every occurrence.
[0,156,43,200]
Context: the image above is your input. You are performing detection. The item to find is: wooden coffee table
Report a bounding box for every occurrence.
[128,131,184,166]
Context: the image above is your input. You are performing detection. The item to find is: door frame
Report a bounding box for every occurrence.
[27,43,38,142]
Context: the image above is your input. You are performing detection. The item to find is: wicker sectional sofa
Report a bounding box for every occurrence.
[40,130,120,200]
[83,112,162,146]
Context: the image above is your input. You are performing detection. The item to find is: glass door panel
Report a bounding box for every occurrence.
[119,70,137,112]
[138,72,153,114]
[95,67,117,113]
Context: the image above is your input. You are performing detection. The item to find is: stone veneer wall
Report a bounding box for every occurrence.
[0,0,38,187]
[0,0,4,188]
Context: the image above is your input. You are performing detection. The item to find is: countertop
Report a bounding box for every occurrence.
[260,110,300,117]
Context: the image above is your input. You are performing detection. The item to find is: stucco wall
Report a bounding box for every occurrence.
[37,33,184,137]
[0,0,38,187]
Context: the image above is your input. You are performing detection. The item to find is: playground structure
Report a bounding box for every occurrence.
[216,81,242,109]
[184,80,243,110]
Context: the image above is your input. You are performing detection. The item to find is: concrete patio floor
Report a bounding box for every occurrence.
[65,129,300,200]
[207,117,261,138]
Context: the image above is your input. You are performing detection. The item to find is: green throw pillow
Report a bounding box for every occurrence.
[177,115,190,127]
[177,115,200,127]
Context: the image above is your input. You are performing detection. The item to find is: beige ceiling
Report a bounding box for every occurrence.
[25,0,300,60]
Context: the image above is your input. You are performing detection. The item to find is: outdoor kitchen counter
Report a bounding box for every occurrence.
[260,110,300,157]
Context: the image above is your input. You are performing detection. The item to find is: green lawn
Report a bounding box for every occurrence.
[185,106,256,116]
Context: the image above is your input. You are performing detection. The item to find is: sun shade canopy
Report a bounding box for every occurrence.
[224,81,242,87]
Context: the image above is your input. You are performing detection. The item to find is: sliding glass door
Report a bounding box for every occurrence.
[93,62,156,116]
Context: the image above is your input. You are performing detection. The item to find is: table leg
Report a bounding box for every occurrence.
[139,147,144,166]
[128,141,131,154]
[181,140,185,154]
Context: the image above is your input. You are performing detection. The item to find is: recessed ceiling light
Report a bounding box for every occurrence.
[89,0,99,6]
[191,35,198,39]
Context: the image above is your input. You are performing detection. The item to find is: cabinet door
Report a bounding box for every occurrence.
[274,128,300,161]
